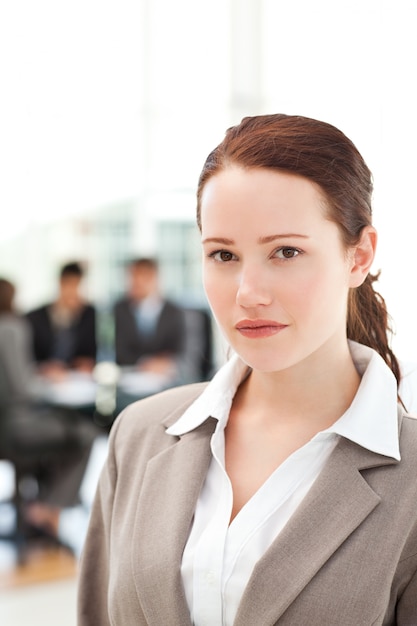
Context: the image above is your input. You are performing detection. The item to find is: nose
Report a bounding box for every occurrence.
[236,265,273,308]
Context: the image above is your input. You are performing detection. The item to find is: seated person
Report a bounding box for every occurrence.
[114,258,186,379]
[0,277,100,536]
[25,261,96,379]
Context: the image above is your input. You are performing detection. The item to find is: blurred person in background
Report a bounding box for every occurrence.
[25,261,97,380]
[0,277,99,537]
[114,257,186,380]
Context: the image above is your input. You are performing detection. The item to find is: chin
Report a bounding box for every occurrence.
[231,348,289,374]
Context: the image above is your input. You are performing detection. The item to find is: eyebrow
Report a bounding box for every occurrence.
[202,234,309,245]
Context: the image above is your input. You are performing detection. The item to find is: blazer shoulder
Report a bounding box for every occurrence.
[398,410,417,469]
[111,382,209,441]
[78,303,96,324]
[403,411,417,422]
[114,298,131,313]
[25,304,49,320]
[162,299,184,314]
[401,411,417,439]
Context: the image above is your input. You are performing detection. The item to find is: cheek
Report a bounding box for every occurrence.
[203,271,234,314]
[283,264,347,313]
[277,268,318,307]
[297,267,350,323]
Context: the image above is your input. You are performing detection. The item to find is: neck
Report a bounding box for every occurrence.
[234,340,360,431]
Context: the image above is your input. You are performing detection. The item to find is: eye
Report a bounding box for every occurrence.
[209,250,237,262]
[274,247,302,260]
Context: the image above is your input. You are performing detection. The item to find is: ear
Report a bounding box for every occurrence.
[348,226,377,288]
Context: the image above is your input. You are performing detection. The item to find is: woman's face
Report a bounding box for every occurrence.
[200,166,367,374]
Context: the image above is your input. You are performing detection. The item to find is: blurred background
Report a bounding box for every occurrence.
[1,0,417,360]
[1,0,417,623]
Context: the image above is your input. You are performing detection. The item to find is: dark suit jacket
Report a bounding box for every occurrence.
[78,384,417,625]
[25,303,96,364]
[114,298,186,366]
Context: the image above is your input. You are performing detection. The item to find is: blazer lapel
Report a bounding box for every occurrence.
[234,438,397,626]
[131,416,216,626]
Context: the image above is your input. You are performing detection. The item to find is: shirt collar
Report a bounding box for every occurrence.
[323,341,400,460]
[166,353,248,434]
[166,341,400,461]
[135,294,163,312]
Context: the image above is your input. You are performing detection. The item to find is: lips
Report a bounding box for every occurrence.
[235,319,287,338]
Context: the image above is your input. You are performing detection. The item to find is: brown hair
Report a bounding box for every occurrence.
[60,261,84,279]
[0,278,15,314]
[196,114,401,387]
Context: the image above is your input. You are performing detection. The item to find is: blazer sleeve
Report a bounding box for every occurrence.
[77,419,119,626]
[396,554,417,624]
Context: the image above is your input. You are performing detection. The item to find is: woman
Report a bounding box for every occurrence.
[78,115,417,625]
[0,277,98,536]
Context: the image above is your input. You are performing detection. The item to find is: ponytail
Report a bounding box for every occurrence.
[347,272,401,388]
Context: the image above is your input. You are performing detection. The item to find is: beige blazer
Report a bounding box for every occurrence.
[77,384,417,626]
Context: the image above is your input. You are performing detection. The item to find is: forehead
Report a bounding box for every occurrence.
[200,166,329,233]
[60,274,81,285]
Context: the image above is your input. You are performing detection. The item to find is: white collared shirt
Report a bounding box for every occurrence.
[166,341,400,626]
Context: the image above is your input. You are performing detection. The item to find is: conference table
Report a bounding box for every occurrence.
[32,363,179,429]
